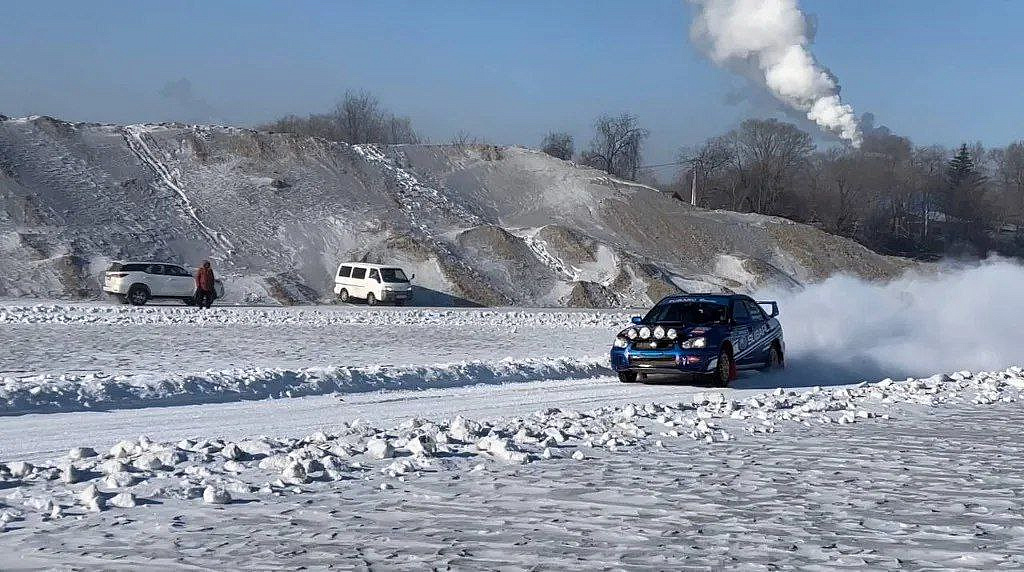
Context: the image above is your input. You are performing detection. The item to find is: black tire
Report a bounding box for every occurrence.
[127,285,150,306]
[182,296,197,307]
[366,292,377,306]
[712,347,732,387]
[394,299,406,307]
[618,371,638,383]
[338,289,350,303]
[760,344,783,371]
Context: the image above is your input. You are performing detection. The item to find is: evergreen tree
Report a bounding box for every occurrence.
[946,143,984,189]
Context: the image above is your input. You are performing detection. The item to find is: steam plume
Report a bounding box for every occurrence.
[690,0,862,147]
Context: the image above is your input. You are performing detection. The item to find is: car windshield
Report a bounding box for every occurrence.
[380,268,409,283]
[643,300,727,325]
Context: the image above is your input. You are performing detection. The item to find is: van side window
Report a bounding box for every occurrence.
[338,265,352,278]
[369,269,380,282]
[351,267,367,280]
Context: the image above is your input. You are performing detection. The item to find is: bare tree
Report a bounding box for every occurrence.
[581,113,649,181]
[260,90,420,145]
[540,132,574,161]
[730,118,815,214]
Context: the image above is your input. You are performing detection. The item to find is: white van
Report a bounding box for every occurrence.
[334,263,414,306]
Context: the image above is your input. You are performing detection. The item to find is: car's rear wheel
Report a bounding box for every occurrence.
[618,371,638,383]
[712,348,732,387]
[127,285,150,306]
[366,292,378,306]
[338,289,350,303]
[761,344,783,371]
[394,299,406,306]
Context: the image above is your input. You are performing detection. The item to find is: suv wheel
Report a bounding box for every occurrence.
[618,371,638,383]
[366,292,378,306]
[338,289,350,303]
[127,285,150,306]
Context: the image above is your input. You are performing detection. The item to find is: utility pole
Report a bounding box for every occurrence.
[690,171,697,206]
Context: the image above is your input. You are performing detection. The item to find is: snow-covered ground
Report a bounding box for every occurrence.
[2,301,1024,569]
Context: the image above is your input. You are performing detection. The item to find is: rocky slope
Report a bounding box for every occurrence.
[0,115,910,306]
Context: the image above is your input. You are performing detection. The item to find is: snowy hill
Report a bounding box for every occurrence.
[0,115,908,306]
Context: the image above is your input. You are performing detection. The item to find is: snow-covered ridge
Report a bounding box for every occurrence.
[0,303,634,328]
[0,367,1020,535]
[0,357,612,415]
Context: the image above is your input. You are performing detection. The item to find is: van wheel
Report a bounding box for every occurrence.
[366,293,378,306]
[338,289,350,303]
[127,285,150,306]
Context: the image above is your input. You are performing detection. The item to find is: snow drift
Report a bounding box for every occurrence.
[0,357,612,415]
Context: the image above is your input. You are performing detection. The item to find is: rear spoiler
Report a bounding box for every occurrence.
[756,300,779,317]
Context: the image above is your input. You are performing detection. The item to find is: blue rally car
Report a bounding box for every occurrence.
[610,294,784,386]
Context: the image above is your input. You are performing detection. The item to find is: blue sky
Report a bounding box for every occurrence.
[2,1,1023,166]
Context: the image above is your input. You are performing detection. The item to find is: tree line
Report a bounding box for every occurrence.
[672,119,1024,259]
[262,91,1023,259]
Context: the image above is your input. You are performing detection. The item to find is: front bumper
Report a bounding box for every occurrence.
[380,289,413,302]
[610,346,718,374]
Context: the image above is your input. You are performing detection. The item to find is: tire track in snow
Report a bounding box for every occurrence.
[123,125,234,253]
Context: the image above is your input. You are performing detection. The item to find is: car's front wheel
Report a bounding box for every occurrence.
[618,371,638,383]
[366,292,378,306]
[127,285,150,306]
[338,288,350,303]
[711,348,732,387]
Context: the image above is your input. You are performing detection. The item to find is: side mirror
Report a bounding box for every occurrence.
[631,316,642,324]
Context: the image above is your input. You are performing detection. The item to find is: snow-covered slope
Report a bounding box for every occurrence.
[0,115,909,306]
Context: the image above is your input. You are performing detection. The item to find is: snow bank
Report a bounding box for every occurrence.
[0,357,612,415]
[0,304,632,329]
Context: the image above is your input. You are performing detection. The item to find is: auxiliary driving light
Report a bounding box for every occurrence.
[638,326,651,339]
[653,326,665,340]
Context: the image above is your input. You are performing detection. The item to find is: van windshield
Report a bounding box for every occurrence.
[643,301,726,325]
[380,268,409,283]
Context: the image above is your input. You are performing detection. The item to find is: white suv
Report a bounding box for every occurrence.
[103,262,225,306]
[334,263,414,306]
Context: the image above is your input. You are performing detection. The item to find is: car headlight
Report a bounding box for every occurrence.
[666,328,678,340]
[626,328,638,340]
[653,326,665,340]
[679,336,706,349]
[613,337,628,348]
[638,326,651,339]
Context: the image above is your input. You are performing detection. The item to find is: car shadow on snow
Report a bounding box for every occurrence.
[637,355,920,391]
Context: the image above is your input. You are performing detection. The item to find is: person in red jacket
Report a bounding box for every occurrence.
[194,260,216,309]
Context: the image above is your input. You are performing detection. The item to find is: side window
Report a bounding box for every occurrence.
[146,264,164,275]
[122,264,146,272]
[351,267,367,280]
[338,265,352,278]
[746,301,766,321]
[169,266,190,277]
[369,269,380,282]
[732,300,751,323]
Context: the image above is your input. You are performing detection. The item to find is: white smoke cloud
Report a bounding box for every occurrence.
[690,0,863,147]
[745,258,1024,388]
